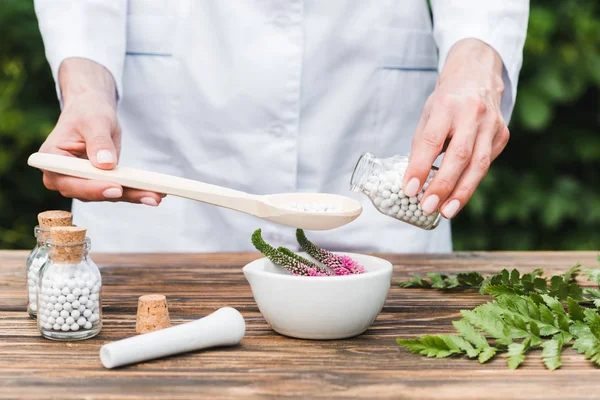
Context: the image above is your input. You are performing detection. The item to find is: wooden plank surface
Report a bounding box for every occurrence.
[1,251,599,400]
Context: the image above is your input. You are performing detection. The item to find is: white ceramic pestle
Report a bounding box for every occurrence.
[99,307,245,369]
[27,152,362,230]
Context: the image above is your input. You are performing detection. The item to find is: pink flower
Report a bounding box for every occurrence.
[340,255,365,274]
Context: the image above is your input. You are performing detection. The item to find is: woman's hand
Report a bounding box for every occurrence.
[402,39,510,219]
[39,58,164,206]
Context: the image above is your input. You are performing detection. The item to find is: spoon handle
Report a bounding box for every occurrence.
[27,152,265,215]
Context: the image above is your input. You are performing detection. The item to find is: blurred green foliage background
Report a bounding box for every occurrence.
[0,1,598,251]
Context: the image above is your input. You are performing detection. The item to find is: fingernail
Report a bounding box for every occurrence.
[102,188,122,199]
[422,195,440,215]
[404,178,420,197]
[442,199,461,218]
[140,197,158,207]
[96,150,115,164]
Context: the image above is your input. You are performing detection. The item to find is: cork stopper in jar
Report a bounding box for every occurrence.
[37,210,72,241]
[49,226,87,264]
[136,294,171,334]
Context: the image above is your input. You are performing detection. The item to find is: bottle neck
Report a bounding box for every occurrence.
[350,152,376,193]
[45,238,91,264]
[34,226,50,245]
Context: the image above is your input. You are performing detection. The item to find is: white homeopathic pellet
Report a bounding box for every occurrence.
[26,256,47,317]
[286,202,341,213]
[364,162,439,228]
[38,265,101,335]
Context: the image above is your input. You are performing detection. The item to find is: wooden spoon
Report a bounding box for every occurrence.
[27,152,362,230]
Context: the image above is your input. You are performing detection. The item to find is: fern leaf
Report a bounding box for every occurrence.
[507,338,530,370]
[541,338,563,370]
[461,308,512,346]
[584,269,600,286]
[563,263,581,282]
[567,297,585,322]
[485,285,521,298]
[478,347,497,363]
[398,274,432,288]
[396,335,463,358]
[452,319,489,350]
[426,273,447,289]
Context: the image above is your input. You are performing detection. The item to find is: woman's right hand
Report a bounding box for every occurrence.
[40,58,164,206]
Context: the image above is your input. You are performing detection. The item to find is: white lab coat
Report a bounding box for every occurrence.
[34,0,528,253]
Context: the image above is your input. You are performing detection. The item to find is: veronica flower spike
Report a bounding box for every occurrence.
[251,229,329,277]
[277,247,333,276]
[296,229,365,275]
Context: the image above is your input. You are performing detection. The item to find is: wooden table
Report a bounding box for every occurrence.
[1,251,599,399]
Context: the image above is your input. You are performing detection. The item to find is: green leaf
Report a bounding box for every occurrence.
[570,321,591,337]
[452,319,489,350]
[426,273,447,289]
[529,292,545,305]
[563,263,581,282]
[528,321,543,346]
[529,321,541,338]
[507,338,530,370]
[457,272,485,287]
[534,277,548,291]
[485,285,521,298]
[503,314,530,339]
[568,297,585,321]
[556,313,571,333]
[461,308,512,346]
[397,335,463,358]
[445,275,460,289]
[541,338,563,370]
[398,274,432,288]
[549,276,563,293]
[478,347,497,364]
[541,294,564,315]
[584,288,600,298]
[567,283,584,301]
[501,269,510,285]
[443,335,479,359]
[584,269,600,286]
[584,309,600,339]
[494,296,561,337]
[539,304,556,325]
[510,269,520,285]
[396,261,600,369]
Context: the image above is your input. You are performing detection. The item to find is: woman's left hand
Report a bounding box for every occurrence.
[402,38,510,219]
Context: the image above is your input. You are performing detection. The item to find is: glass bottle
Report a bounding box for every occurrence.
[26,210,72,318]
[37,227,102,341]
[350,152,442,230]
[26,226,50,318]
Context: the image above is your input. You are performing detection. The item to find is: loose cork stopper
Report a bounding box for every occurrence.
[49,226,87,263]
[37,210,72,241]
[136,294,171,334]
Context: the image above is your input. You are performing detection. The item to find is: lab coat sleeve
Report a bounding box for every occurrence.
[429,1,529,122]
[34,0,127,107]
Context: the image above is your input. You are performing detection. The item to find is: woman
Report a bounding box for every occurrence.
[33,0,529,252]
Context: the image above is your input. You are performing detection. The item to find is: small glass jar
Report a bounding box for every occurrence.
[37,237,102,340]
[350,152,442,230]
[25,226,50,318]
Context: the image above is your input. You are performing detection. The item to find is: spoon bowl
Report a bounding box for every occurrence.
[263,193,362,230]
[27,152,362,230]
